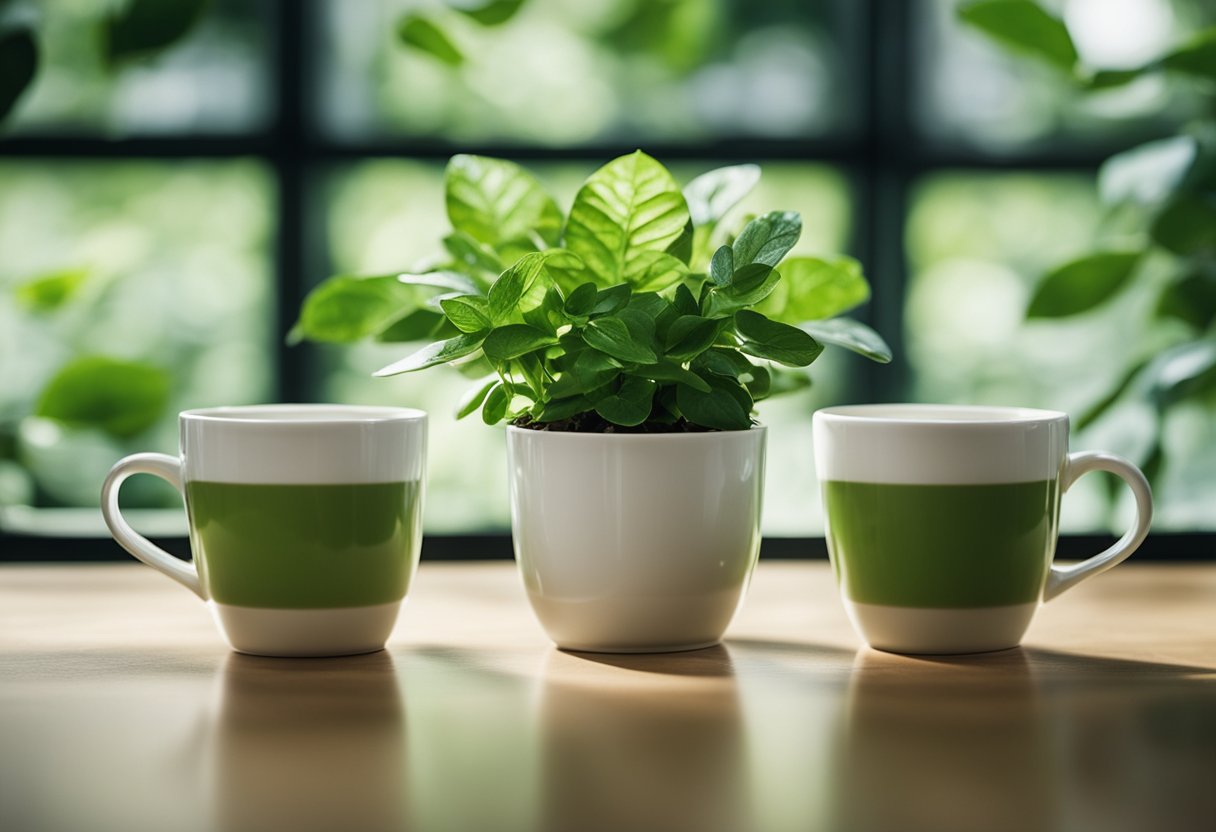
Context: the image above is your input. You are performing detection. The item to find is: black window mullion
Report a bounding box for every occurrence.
[848,0,914,404]
[272,0,310,404]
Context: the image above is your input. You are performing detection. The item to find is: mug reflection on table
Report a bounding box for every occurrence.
[210,652,406,832]
[830,648,1053,832]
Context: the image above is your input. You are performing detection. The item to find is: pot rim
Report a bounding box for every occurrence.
[505,423,766,440]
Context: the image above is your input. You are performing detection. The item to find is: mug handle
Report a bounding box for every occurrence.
[100,453,204,599]
[1043,450,1153,601]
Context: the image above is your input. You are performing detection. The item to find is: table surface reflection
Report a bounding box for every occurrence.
[1,561,1213,832]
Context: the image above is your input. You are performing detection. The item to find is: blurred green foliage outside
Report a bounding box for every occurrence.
[0,161,273,519]
[0,0,1214,536]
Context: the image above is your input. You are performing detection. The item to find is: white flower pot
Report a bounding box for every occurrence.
[506,425,766,653]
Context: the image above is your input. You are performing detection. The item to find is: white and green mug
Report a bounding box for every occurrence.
[813,404,1152,655]
[101,405,427,657]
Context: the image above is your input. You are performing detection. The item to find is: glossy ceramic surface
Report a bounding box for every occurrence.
[100,405,427,656]
[813,404,1153,655]
[508,426,766,653]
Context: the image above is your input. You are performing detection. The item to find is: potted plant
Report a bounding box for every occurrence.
[294,151,891,652]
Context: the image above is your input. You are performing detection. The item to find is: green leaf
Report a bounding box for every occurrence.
[536,249,587,295]
[594,377,657,427]
[443,231,502,281]
[549,349,621,398]
[703,263,781,318]
[103,0,209,66]
[589,283,632,317]
[631,362,710,393]
[617,307,659,351]
[1156,273,1216,331]
[482,325,558,363]
[709,245,734,287]
[673,283,699,316]
[676,377,752,430]
[957,0,1078,72]
[487,252,548,323]
[445,155,562,248]
[1144,338,1216,406]
[374,331,487,376]
[398,270,480,294]
[756,256,869,322]
[495,235,542,265]
[665,315,720,361]
[375,309,448,343]
[693,347,756,382]
[292,275,426,344]
[1075,358,1150,430]
[36,357,169,439]
[630,250,689,292]
[397,14,464,66]
[734,310,824,367]
[1138,440,1165,493]
[454,354,495,379]
[1026,252,1142,318]
[666,218,694,266]
[440,295,493,333]
[800,318,893,363]
[1082,67,1146,90]
[732,211,801,268]
[1150,194,1216,256]
[514,352,547,400]
[1159,27,1216,80]
[584,317,657,364]
[455,376,499,420]
[454,0,526,27]
[563,282,597,317]
[14,268,89,312]
[481,382,509,424]
[1098,136,1197,206]
[652,386,680,423]
[743,363,772,400]
[564,151,691,286]
[537,396,588,423]
[684,164,760,228]
[522,285,567,334]
[0,28,37,124]
[625,291,671,321]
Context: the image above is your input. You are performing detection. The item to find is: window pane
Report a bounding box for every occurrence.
[913,0,1214,152]
[7,0,273,136]
[0,161,274,522]
[316,0,858,145]
[317,160,853,534]
[906,172,1215,532]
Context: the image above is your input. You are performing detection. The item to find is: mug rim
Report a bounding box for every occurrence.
[815,403,1067,426]
[180,404,426,425]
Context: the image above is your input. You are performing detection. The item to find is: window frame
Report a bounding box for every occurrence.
[0,0,1208,561]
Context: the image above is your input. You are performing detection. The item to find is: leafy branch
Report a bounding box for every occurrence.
[959,0,1216,489]
[0,0,212,127]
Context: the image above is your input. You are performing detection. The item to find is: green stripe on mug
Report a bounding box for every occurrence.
[823,479,1061,608]
[187,480,422,609]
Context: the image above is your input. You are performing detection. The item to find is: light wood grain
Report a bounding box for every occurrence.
[1,561,1213,832]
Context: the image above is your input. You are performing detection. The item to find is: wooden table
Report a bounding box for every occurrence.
[1,562,1213,832]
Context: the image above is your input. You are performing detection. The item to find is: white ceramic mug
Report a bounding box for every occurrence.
[813,404,1153,654]
[101,405,427,657]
